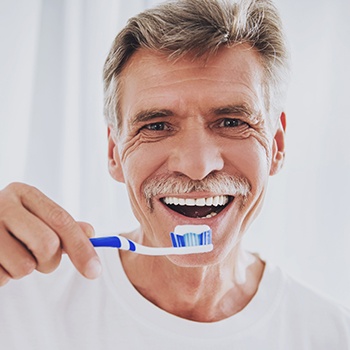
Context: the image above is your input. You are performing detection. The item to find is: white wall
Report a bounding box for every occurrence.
[1,0,349,307]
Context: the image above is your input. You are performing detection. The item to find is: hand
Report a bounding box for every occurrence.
[0,183,101,286]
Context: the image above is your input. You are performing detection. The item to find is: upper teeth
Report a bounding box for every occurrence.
[163,195,229,207]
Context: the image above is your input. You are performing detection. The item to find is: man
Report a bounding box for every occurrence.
[0,0,349,349]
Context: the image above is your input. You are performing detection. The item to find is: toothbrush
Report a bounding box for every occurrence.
[89,224,213,256]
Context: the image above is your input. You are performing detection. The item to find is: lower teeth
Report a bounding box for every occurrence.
[204,212,217,219]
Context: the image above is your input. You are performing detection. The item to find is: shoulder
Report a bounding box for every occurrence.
[265,262,350,342]
[283,268,350,317]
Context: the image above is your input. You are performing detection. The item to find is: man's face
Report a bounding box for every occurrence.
[108,45,285,266]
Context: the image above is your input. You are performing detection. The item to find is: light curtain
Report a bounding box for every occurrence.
[1,0,349,307]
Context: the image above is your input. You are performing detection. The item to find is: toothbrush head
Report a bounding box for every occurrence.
[170,225,212,248]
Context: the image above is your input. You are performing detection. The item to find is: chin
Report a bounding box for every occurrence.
[165,241,234,268]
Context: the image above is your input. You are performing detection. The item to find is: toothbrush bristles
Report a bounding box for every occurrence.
[170,229,212,248]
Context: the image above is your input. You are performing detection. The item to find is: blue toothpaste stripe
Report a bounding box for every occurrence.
[170,232,178,247]
[170,230,212,247]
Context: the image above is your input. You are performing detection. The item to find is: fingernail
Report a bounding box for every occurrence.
[84,257,102,279]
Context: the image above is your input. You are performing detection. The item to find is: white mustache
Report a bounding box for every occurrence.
[142,172,251,209]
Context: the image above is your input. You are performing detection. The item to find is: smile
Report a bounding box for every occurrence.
[161,195,233,218]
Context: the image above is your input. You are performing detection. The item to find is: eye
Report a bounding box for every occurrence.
[143,122,169,131]
[218,118,248,128]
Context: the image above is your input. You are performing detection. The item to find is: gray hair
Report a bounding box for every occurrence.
[103,0,290,133]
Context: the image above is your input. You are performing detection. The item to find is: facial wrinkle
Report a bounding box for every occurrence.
[119,133,143,163]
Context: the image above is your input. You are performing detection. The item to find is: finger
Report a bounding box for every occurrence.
[61,222,95,254]
[0,225,37,279]
[19,186,101,279]
[0,265,11,287]
[4,208,62,274]
[77,221,95,238]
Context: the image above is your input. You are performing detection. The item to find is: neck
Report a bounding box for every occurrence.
[120,233,264,322]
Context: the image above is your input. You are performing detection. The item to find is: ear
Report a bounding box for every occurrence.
[269,112,286,176]
[107,127,125,183]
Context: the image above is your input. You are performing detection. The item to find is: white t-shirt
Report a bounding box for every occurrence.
[0,249,349,349]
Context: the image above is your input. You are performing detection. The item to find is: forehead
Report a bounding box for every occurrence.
[119,45,266,124]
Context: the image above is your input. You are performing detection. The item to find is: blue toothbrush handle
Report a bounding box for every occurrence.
[90,236,136,251]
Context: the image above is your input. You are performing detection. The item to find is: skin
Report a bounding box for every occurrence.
[0,184,101,285]
[0,43,285,323]
[107,45,286,322]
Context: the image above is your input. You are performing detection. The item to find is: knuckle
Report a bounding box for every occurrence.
[3,183,44,208]
[0,183,36,213]
[0,203,11,217]
[48,207,73,230]
[19,183,41,201]
[0,183,20,211]
[0,270,10,287]
[12,258,36,279]
[43,235,61,255]
[36,254,61,274]
[4,182,31,196]
[4,182,23,192]
[32,235,61,261]
[0,276,10,287]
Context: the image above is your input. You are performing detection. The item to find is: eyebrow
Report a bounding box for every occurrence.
[210,104,255,118]
[131,109,174,125]
[131,103,259,125]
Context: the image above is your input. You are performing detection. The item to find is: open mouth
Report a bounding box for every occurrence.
[161,195,233,219]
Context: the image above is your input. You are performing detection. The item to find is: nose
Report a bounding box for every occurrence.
[167,128,224,180]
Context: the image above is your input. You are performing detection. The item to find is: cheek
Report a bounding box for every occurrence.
[232,137,271,232]
[224,137,270,186]
[120,137,169,193]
